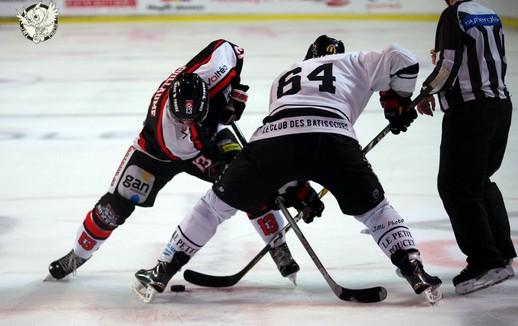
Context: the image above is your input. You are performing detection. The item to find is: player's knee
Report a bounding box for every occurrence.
[172,190,238,250]
[200,189,238,225]
[93,193,136,229]
[246,205,272,220]
[354,198,389,225]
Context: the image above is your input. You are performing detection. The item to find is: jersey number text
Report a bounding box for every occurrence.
[277,63,336,98]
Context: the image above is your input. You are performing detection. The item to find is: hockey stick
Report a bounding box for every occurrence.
[183,189,327,288]
[183,90,430,289]
[360,87,433,157]
[230,121,248,148]
[275,196,387,303]
[183,124,387,289]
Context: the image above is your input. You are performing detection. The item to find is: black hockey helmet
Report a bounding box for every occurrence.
[304,35,345,60]
[169,73,209,124]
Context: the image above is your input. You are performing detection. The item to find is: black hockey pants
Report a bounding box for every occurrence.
[213,133,385,217]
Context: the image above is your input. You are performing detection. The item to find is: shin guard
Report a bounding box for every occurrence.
[249,210,286,248]
[74,211,112,260]
[160,189,238,262]
[355,198,416,257]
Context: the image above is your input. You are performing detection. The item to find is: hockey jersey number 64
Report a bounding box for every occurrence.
[251,44,419,142]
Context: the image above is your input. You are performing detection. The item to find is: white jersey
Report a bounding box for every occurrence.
[250,44,418,142]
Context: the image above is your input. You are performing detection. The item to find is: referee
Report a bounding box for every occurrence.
[416,0,516,295]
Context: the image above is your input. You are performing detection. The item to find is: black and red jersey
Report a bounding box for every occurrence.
[136,39,245,161]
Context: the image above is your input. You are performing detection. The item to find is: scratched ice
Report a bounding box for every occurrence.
[0,20,517,326]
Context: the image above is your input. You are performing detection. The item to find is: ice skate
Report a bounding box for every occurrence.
[504,259,515,278]
[269,242,300,285]
[392,249,443,305]
[133,261,174,303]
[46,250,88,281]
[133,252,189,303]
[453,263,513,295]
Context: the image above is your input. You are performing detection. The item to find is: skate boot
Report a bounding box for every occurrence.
[47,250,88,280]
[391,249,443,304]
[133,251,189,303]
[453,262,513,295]
[269,242,300,285]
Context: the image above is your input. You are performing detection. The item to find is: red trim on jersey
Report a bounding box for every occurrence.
[137,132,146,150]
[155,94,179,160]
[185,40,225,73]
[84,211,112,239]
[189,125,204,150]
[209,69,237,97]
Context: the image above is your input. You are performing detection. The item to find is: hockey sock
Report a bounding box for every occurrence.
[249,210,286,248]
[160,189,238,262]
[73,210,112,260]
[354,198,416,258]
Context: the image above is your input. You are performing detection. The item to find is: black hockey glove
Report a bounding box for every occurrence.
[202,129,242,181]
[205,141,241,180]
[379,89,417,135]
[220,84,249,125]
[215,128,242,163]
[280,182,324,224]
[207,161,227,181]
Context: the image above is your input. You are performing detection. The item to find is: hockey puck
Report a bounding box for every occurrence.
[170,284,186,292]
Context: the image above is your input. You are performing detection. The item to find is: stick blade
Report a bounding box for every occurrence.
[338,286,387,303]
[183,269,241,288]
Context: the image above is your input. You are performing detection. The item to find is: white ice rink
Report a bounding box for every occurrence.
[1,19,517,326]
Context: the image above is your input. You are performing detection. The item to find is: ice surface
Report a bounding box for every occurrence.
[1,20,517,326]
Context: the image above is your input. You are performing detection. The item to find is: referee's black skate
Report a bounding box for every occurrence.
[391,249,443,304]
[453,261,514,295]
[133,252,189,303]
[46,250,88,280]
[270,242,300,285]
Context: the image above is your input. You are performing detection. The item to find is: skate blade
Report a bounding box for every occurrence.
[287,272,298,286]
[423,286,442,305]
[43,273,69,282]
[132,281,157,303]
[43,274,58,282]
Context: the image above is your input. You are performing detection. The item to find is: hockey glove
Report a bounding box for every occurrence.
[220,84,249,125]
[280,182,324,224]
[215,128,242,163]
[205,142,241,180]
[207,161,228,181]
[379,89,417,135]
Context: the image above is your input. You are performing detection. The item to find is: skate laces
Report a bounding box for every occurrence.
[154,261,168,277]
[61,251,84,277]
[398,252,422,276]
[149,261,173,283]
[270,243,293,267]
[407,252,422,265]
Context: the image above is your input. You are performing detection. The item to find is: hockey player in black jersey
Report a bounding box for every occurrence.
[47,40,299,286]
[134,35,442,304]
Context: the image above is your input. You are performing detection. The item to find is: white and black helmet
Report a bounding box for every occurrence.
[169,73,209,123]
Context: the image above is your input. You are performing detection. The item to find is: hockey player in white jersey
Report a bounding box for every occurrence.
[134,35,442,303]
